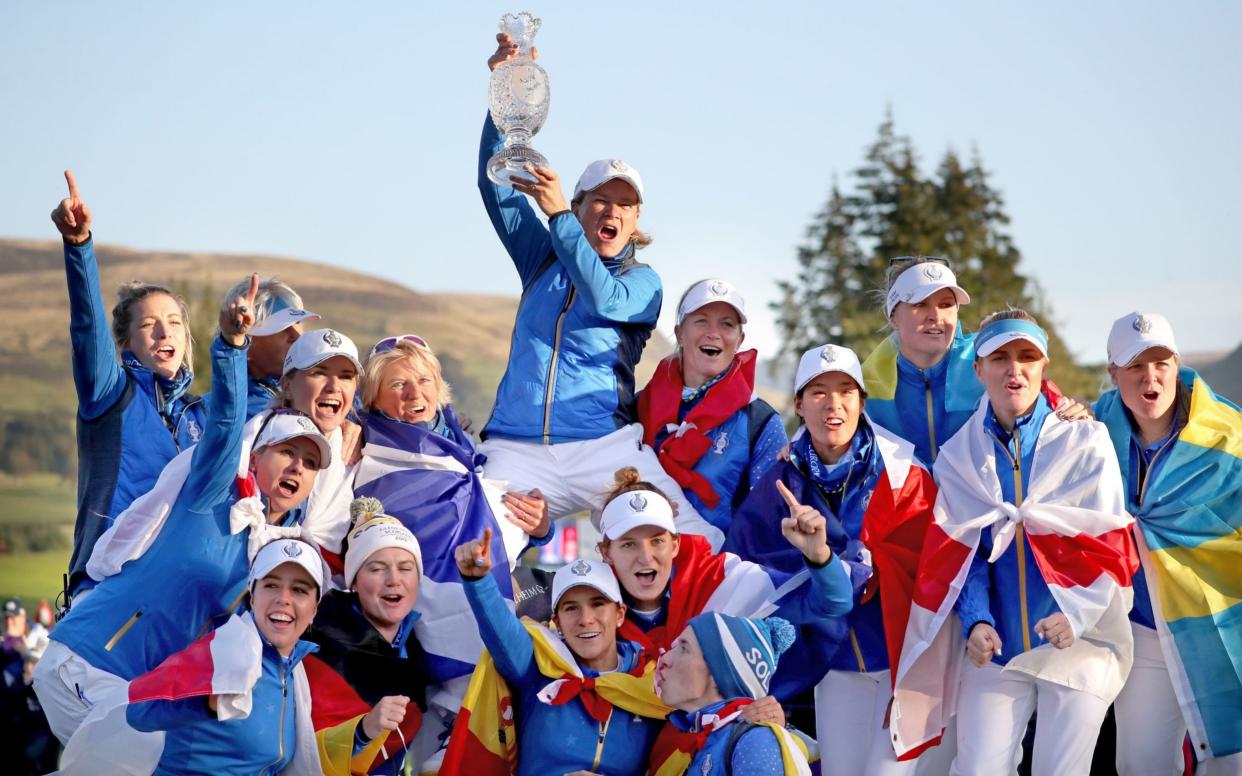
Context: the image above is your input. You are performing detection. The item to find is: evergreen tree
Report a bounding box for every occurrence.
[773,112,1101,397]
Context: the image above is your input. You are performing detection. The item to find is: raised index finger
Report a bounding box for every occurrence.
[775,480,801,510]
[64,170,81,202]
[479,526,493,557]
[245,272,260,307]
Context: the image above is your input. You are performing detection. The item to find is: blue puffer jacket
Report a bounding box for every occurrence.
[464,574,662,776]
[477,118,662,443]
[65,239,206,595]
[50,335,285,680]
[670,702,787,776]
[953,394,1064,664]
[127,624,316,776]
[863,327,980,466]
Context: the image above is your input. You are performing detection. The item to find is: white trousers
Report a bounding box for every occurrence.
[31,640,164,774]
[479,423,722,547]
[1115,622,1242,775]
[816,669,919,776]
[1114,622,1187,775]
[952,661,1110,776]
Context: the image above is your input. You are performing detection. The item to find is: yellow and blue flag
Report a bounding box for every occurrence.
[1097,369,1242,760]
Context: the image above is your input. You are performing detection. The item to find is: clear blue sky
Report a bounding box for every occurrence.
[3,2,1239,364]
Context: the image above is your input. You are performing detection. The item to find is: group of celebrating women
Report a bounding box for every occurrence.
[26,31,1242,776]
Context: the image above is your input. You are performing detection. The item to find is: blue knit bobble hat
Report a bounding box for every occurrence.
[688,613,796,700]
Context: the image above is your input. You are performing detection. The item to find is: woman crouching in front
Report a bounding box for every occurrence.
[441,529,668,775]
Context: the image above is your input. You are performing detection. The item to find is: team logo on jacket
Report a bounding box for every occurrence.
[628,493,648,511]
[186,417,202,443]
[571,559,592,576]
[282,542,304,557]
[1133,315,1153,334]
[923,264,944,281]
[322,330,342,347]
[700,754,713,775]
[712,431,730,455]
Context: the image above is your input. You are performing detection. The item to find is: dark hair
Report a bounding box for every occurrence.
[110,282,194,373]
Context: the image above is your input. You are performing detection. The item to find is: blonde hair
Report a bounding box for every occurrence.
[111,282,195,374]
[978,307,1038,330]
[360,339,451,412]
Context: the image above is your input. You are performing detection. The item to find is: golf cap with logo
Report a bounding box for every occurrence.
[253,412,332,470]
[1107,312,1179,367]
[573,159,644,203]
[551,558,624,610]
[677,278,748,324]
[282,328,362,374]
[885,261,971,318]
[248,538,328,599]
[2,598,21,617]
[794,344,866,394]
[600,489,677,541]
[250,306,322,338]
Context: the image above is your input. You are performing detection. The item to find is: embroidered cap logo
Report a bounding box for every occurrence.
[709,280,729,296]
[628,493,648,511]
[322,330,342,348]
[297,416,316,433]
[1133,315,1153,334]
[923,264,944,281]
[609,159,629,173]
[820,345,838,368]
[571,559,592,577]
[282,542,303,558]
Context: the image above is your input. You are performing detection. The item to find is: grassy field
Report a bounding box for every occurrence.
[0,550,68,608]
[0,473,73,606]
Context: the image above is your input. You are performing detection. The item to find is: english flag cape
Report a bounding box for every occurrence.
[354,410,522,702]
[1097,369,1242,760]
[440,619,669,775]
[616,533,816,656]
[891,403,1138,760]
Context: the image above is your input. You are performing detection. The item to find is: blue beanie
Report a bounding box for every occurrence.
[688,613,796,700]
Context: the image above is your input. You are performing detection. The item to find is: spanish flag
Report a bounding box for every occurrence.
[440,619,669,775]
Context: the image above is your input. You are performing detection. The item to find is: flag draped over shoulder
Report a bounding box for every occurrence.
[647,701,812,776]
[891,404,1138,760]
[1098,369,1242,760]
[354,411,515,687]
[862,330,981,435]
[440,620,669,776]
[617,533,812,655]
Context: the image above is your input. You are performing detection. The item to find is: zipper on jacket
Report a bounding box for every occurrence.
[849,627,868,672]
[1137,436,1178,506]
[922,372,938,461]
[264,663,289,775]
[198,589,249,641]
[104,608,143,651]
[996,426,1031,653]
[591,709,613,772]
[541,286,576,444]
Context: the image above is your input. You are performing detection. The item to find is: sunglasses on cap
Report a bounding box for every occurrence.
[369,334,429,359]
[888,255,950,267]
[253,407,316,439]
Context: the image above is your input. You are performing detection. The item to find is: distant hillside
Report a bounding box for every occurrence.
[1,238,671,427]
[1199,343,1242,405]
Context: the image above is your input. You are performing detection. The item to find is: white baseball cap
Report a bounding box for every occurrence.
[600,489,677,541]
[253,411,332,470]
[551,558,624,610]
[677,279,747,324]
[282,328,361,374]
[885,261,971,318]
[795,344,866,394]
[249,538,328,600]
[1107,312,1179,367]
[573,159,644,203]
[250,307,322,338]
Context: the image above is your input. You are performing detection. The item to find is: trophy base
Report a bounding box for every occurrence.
[487,145,551,188]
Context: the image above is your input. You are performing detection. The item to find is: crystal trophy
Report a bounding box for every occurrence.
[487,11,550,186]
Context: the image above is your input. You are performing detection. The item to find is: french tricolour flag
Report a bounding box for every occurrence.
[890,404,1138,760]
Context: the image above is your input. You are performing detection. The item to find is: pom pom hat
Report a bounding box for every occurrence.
[343,497,422,587]
[688,612,795,700]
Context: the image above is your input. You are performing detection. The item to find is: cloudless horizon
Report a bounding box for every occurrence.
[3,2,1239,366]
